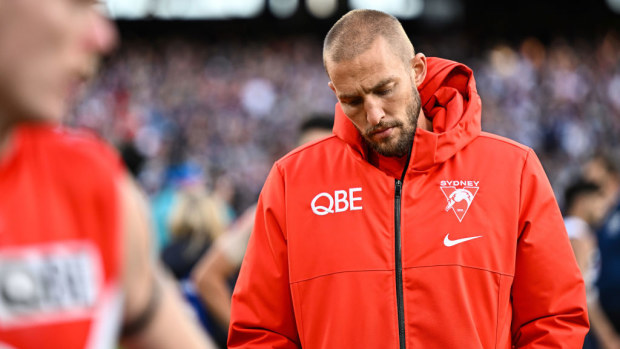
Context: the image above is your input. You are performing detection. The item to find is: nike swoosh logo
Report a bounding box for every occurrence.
[443,234,482,247]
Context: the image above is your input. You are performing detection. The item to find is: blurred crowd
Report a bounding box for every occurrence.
[66,31,620,348]
[473,33,620,202]
[69,32,620,209]
[69,35,337,212]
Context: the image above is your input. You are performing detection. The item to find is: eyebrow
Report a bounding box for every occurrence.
[337,77,397,100]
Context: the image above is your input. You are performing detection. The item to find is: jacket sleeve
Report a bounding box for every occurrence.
[511,149,589,348]
[228,163,301,348]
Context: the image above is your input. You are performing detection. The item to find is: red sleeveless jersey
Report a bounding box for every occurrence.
[0,124,124,349]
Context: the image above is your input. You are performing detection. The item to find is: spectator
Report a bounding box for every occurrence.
[162,186,225,280]
[584,154,620,349]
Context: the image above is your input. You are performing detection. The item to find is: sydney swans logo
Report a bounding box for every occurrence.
[440,180,479,222]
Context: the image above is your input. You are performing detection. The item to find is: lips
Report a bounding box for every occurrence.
[369,127,394,140]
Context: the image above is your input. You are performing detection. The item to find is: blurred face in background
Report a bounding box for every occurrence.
[582,191,609,226]
[583,157,620,210]
[0,0,117,125]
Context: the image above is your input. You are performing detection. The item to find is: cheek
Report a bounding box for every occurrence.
[14,1,77,120]
[342,107,368,130]
[0,2,68,80]
[396,91,417,115]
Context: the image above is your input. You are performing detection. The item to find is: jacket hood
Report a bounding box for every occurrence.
[333,57,482,171]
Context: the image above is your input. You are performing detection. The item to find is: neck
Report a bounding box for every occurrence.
[368,150,407,179]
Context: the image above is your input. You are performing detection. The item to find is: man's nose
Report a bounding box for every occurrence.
[365,98,385,126]
[84,12,118,54]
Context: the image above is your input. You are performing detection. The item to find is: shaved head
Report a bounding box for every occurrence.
[323,9,414,75]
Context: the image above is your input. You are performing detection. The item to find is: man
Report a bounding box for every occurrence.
[563,179,607,275]
[583,155,620,349]
[595,197,620,349]
[192,115,334,344]
[229,9,589,348]
[0,1,215,348]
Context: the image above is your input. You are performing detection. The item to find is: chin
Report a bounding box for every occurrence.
[373,145,402,157]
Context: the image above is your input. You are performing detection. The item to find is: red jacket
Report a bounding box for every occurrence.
[229,58,589,348]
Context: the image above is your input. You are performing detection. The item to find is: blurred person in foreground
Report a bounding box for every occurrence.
[584,155,620,349]
[229,9,588,348]
[192,115,333,341]
[0,1,215,348]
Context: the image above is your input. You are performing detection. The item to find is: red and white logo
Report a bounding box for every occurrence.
[311,188,362,216]
[0,241,103,328]
[440,180,479,222]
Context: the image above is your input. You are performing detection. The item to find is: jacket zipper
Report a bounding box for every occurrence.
[395,145,413,349]
[395,179,406,349]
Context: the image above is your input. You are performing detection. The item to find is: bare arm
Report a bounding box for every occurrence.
[118,175,217,349]
[571,235,620,349]
[192,246,237,330]
[589,300,620,349]
[192,204,256,330]
[569,231,620,349]
[569,236,595,277]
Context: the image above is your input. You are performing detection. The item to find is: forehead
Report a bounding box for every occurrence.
[327,38,407,92]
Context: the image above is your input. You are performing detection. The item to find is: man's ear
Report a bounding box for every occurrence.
[411,53,427,88]
[328,81,336,95]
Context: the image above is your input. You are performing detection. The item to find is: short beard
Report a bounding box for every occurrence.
[362,88,421,158]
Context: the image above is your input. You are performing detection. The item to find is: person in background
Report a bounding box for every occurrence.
[151,160,206,252]
[162,184,224,280]
[563,179,607,276]
[211,175,238,228]
[584,154,620,349]
[228,9,588,348]
[585,154,620,212]
[0,1,215,348]
[562,177,607,349]
[159,177,227,347]
[191,115,334,345]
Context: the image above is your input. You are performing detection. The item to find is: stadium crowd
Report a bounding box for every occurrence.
[69,32,620,210]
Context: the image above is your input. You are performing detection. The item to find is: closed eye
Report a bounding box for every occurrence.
[344,98,363,106]
[376,89,392,96]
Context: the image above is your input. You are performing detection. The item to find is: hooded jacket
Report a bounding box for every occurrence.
[229,58,588,348]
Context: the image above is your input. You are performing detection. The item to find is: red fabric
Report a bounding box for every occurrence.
[0,124,123,349]
[229,58,588,348]
[368,151,407,179]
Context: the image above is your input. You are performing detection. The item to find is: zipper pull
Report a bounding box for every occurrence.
[395,179,402,197]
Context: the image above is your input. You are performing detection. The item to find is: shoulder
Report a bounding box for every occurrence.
[38,126,124,175]
[275,135,343,169]
[476,132,531,152]
[471,132,534,163]
[18,125,126,191]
